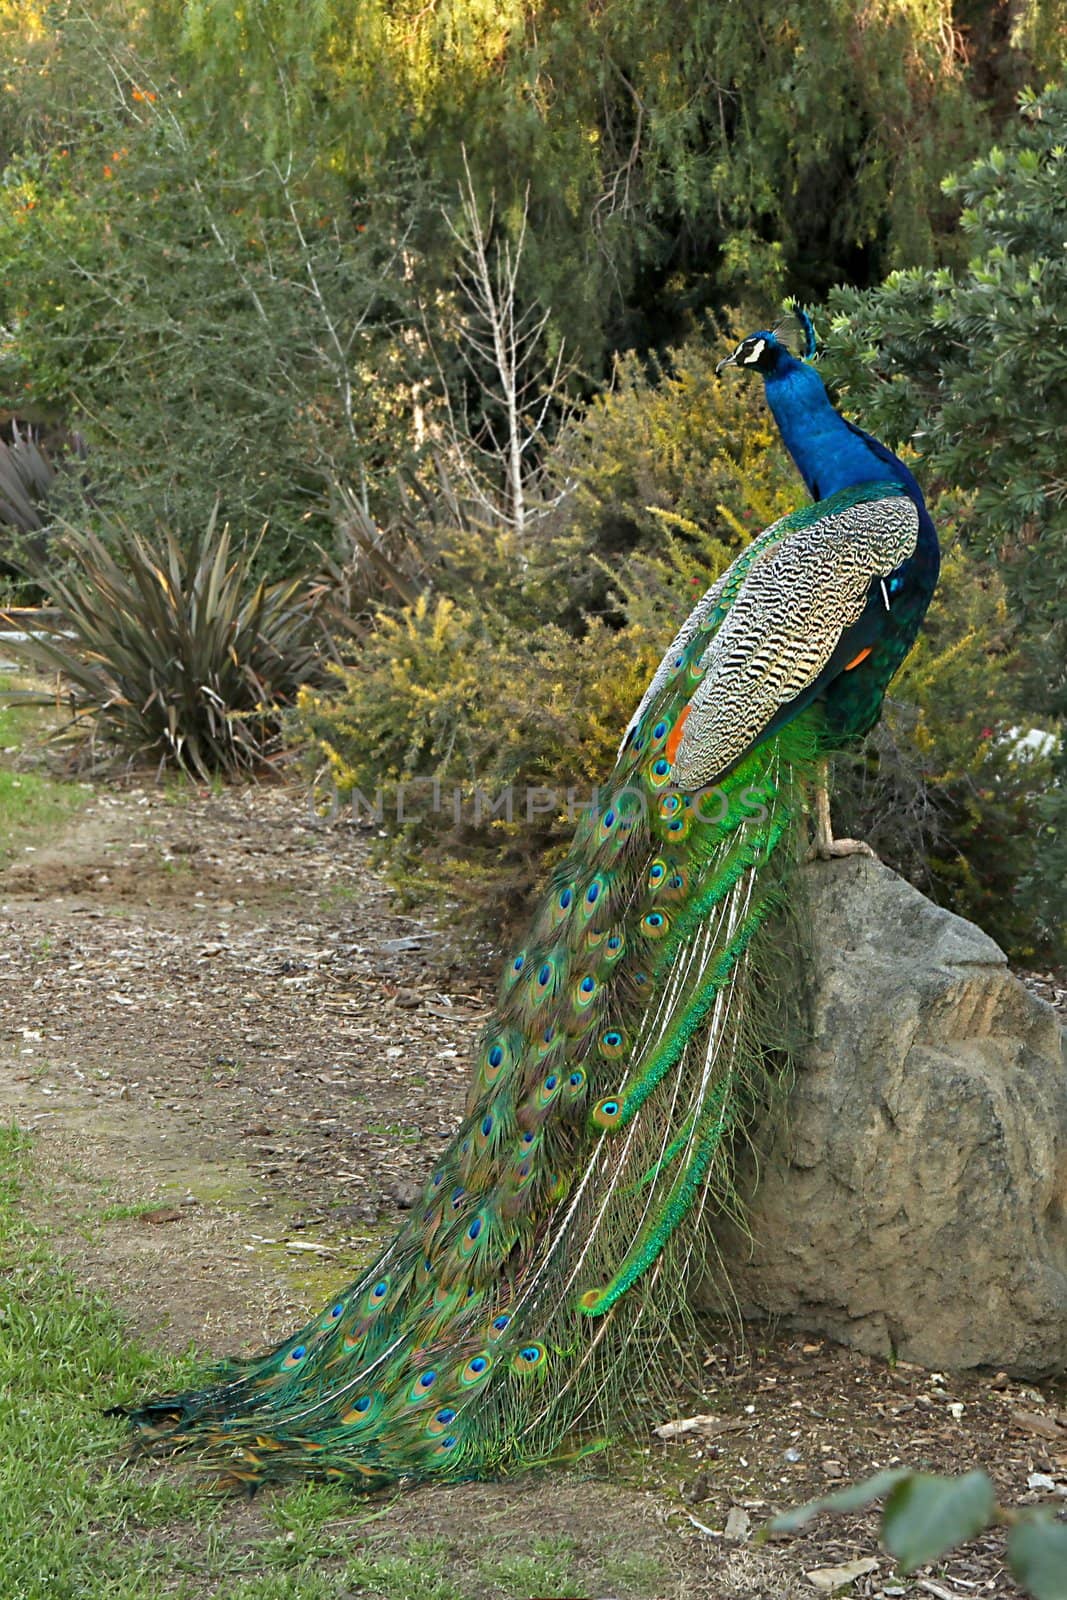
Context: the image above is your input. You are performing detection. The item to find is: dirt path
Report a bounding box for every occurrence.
[1,781,1063,1599]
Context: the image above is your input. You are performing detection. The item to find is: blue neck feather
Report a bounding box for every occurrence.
[763,352,926,509]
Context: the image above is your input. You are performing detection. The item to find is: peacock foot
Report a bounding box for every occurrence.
[806,779,878,863]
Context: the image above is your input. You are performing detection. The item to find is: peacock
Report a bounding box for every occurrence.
[122,313,939,1488]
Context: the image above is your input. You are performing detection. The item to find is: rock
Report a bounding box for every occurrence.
[710,857,1067,1376]
[386,1179,421,1210]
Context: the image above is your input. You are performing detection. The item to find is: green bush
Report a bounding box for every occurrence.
[299,593,663,936]
[0,9,429,574]
[546,331,802,626]
[824,86,1067,723]
[2,509,328,777]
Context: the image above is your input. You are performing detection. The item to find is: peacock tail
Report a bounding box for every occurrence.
[124,323,940,1489]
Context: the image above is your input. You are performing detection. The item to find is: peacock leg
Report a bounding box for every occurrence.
[808,762,876,861]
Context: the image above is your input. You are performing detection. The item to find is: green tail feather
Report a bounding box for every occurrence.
[124,589,825,1488]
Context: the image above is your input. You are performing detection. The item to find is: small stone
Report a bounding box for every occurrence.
[820,1460,844,1478]
[682,1471,710,1504]
[723,1506,750,1542]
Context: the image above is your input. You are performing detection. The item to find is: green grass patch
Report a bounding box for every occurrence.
[0,674,86,865]
[0,1125,216,1599]
[97,1200,170,1223]
[0,765,85,864]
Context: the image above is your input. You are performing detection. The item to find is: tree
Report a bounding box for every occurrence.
[825,86,1067,722]
[0,5,430,570]
[424,153,577,543]
[155,0,1065,365]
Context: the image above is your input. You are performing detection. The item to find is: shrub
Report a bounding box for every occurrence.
[0,12,429,576]
[298,593,663,937]
[824,87,1067,724]
[0,425,89,591]
[1,509,328,777]
[544,331,802,627]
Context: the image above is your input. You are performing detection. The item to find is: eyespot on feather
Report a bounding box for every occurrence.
[460,1351,492,1385]
[459,1213,486,1257]
[361,1277,390,1315]
[592,1097,624,1129]
[426,1405,458,1437]
[580,875,606,917]
[597,1028,627,1061]
[511,1343,547,1374]
[342,1392,382,1426]
[405,1367,439,1404]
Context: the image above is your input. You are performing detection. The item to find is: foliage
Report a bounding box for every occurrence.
[770,1466,1067,1599]
[299,592,662,935]
[825,86,1067,722]
[824,87,1067,959]
[153,0,1062,363]
[0,424,64,536]
[1,509,328,777]
[551,329,803,624]
[0,5,431,573]
[0,422,88,602]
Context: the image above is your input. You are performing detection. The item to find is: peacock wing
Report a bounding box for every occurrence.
[618,510,801,757]
[671,490,919,791]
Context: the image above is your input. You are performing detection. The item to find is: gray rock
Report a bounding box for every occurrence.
[709,857,1067,1375]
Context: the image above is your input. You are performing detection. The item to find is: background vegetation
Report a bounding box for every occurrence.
[0,1,1064,959]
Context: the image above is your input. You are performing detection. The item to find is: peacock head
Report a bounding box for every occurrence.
[715,308,817,379]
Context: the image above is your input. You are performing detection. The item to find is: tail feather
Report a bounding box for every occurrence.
[123,674,821,1487]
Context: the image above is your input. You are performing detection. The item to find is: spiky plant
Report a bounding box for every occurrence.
[1,508,328,777]
[0,424,60,535]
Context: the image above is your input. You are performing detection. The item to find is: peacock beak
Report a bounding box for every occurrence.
[715,349,740,377]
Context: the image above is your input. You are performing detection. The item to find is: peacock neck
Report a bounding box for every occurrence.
[763,356,923,508]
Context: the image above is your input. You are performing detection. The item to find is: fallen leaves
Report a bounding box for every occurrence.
[654,1413,749,1441]
[804,1556,879,1592]
[1013,1410,1065,1443]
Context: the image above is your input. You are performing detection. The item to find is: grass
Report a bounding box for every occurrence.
[0,1126,663,1599]
[98,1200,171,1223]
[0,1125,214,1599]
[0,675,86,865]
